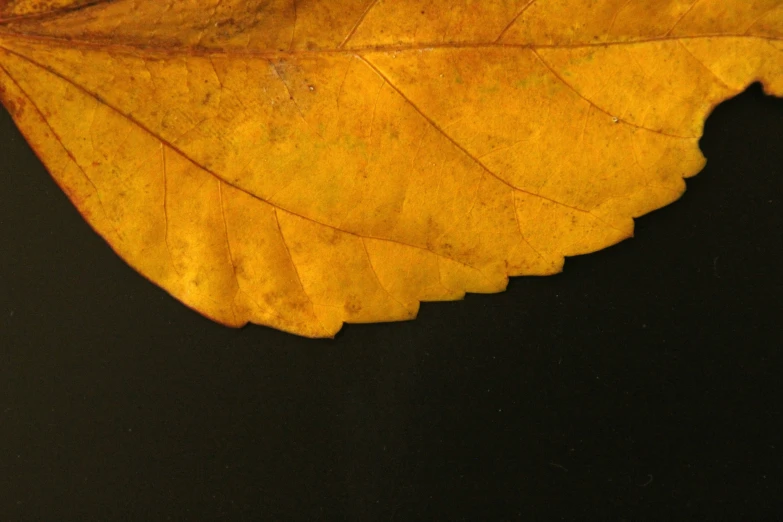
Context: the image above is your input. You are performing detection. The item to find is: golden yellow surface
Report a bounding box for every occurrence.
[0,0,95,19]
[0,0,780,337]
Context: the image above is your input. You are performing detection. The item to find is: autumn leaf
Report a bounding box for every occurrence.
[0,1,781,337]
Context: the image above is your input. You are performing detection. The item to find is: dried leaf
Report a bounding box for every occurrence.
[0,0,781,337]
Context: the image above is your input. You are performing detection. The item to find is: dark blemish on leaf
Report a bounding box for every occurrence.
[3,97,18,115]
[267,124,290,144]
[326,229,342,245]
[344,294,362,314]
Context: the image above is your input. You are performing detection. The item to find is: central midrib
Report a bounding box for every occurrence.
[0,28,779,59]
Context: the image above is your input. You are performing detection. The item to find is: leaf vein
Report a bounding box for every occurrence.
[362,238,411,313]
[0,60,124,242]
[273,208,331,336]
[677,40,734,91]
[512,192,545,261]
[495,0,538,43]
[339,0,381,49]
[530,48,696,139]
[2,30,781,58]
[357,52,624,222]
[217,180,240,324]
[664,0,703,37]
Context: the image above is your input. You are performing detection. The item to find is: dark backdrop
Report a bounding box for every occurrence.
[1,84,782,520]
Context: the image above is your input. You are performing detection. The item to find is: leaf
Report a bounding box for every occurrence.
[0,1,781,338]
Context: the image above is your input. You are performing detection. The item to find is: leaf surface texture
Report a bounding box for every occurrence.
[0,0,781,336]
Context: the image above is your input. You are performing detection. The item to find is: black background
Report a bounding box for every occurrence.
[1,84,782,520]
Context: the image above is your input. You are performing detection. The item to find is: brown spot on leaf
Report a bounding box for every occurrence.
[344,294,362,314]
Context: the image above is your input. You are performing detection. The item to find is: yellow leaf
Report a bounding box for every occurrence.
[0,0,781,337]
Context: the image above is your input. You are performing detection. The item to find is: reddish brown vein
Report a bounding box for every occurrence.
[339,0,380,49]
[0,28,780,59]
[494,0,538,43]
[0,0,117,24]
